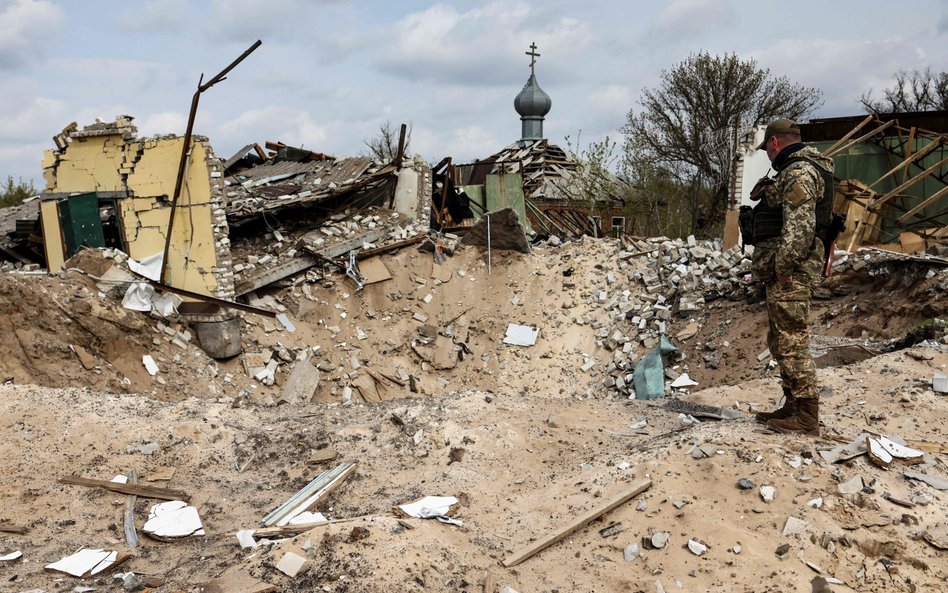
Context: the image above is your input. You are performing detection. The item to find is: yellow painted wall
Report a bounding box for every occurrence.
[43,131,220,295]
[48,135,125,193]
[122,139,218,295]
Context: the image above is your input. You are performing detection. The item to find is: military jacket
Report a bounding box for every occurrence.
[751,145,834,287]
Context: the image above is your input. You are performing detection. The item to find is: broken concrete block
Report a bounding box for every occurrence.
[837,475,863,495]
[934,372,947,394]
[275,551,308,577]
[781,516,808,536]
[280,361,320,404]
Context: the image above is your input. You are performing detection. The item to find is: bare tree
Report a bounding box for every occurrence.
[860,68,948,114]
[363,120,412,163]
[623,52,823,236]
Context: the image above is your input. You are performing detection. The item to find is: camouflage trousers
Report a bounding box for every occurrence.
[765,279,819,400]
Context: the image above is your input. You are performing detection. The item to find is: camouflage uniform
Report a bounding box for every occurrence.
[751,145,834,401]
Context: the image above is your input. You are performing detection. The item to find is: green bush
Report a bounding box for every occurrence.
[0,176,36,208]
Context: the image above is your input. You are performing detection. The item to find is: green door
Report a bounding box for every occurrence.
[58,193,105,256]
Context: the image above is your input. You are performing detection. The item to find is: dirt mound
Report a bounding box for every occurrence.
[1,346,945,592]
[0,264,254,401]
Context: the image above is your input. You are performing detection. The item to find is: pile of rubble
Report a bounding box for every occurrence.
[542,234,754,400]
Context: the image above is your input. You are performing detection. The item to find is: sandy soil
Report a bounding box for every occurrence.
[1,237,946,593]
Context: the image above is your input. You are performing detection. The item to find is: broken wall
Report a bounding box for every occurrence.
[40,117,234,299]
[393,155,433,223]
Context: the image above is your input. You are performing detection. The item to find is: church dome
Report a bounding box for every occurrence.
[514,74,552,118]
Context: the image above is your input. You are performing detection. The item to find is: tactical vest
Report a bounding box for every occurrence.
[745,156,834,245]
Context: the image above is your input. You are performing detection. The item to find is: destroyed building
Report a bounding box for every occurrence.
[727,111,948,252]
[449,45,632,238]
[1,45,948,593]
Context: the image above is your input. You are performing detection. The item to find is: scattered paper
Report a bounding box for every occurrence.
[503,324,539,346]
[111,474,128,484]
[397,495,460,525]
[127,253,163,281]
[143,500,205,538]
[45,548,122,578]
[0,551,22,561]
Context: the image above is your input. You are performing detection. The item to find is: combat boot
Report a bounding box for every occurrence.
[754,389,796,424]
[767,399,819,435]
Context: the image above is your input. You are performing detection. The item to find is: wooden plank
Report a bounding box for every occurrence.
[863,136,942,193]
[903,127,917,183]
[871,156,948,209]
[502,479,652,567]
[355,235,425,260]
[352,373,383,402]
[0,523,27,534]
[827,119,897,158]
[60,475,191,502]
[484,567,495,593]
[822,115,874,155]
[826,117,892,157]
[124,470,139,548]
[897,184,948,223]
[237,514,375,538]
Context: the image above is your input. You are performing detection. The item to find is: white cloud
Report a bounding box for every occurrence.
[217,105,329,152]
[137,111,189,136]
[654,0,736,37]
[378,2,591,85]
[48,58,180,95]
[411,124,500,164]
[116,0,191,35]
[0,0,65,70]
[206,0,308,42]
[752,37,936,116]
[0,78,66,143]
[588,85,635,118]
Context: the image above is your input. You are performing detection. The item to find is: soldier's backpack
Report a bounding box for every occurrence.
[739,156,835,247]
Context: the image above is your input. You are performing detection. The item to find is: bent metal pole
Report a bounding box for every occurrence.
[160,40,263,285]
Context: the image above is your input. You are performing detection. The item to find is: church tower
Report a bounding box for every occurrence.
[514,42,552,146]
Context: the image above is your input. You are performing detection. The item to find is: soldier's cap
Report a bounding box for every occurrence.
[756,118,801,150]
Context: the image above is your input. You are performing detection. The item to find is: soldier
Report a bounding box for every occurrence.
[750,118,834,435]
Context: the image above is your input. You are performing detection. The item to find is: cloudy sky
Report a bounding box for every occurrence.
[2,0,947,186]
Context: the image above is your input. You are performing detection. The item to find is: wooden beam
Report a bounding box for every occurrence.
[354,235,425,260]
[826,119,896,158]
[863,137,942,193]
[60,475,191,502]
[897,184,948,223]
[502,479,652,567]
[483,567,495,593]
[871,156,948,209]
[124,470,139,548]
[822,115,874,155]
[903,127,917,183]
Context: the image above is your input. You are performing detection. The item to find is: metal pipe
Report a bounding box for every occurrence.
[160,40,263,285]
